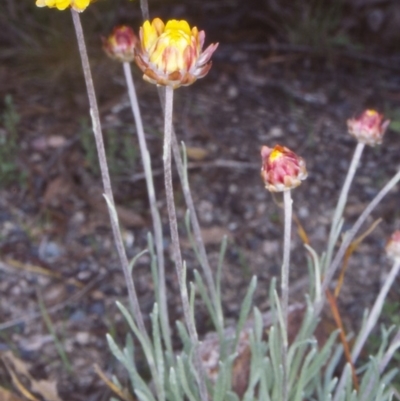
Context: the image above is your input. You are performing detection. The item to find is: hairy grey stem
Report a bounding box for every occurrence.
[325,142,365,272]
[139,0,149,21]
[163,85,208,401]
[157,87,221,325]
[315,168,400,316]
[71,10,147,339]
[281,189,292,401]
[333,259,400,401]
[123,62,172,353]
[352,259,400,362]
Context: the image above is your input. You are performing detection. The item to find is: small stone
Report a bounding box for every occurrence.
[256,203,267,215]
[123,230,135,248]
[76,332,90,345]
[228,222,238,231]
[298,206,309,219]
[69,309,86,322]
[198,200,214,224]
[39,241,62,262]
[227,85,238,99]
[268,127,284,138]
[89,301,105,316]
[228,184,238,194]
[77,270,91,281]
[262,240,279,255]
[47,135,66,148]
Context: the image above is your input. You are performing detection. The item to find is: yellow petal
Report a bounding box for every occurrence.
[143,19,163,52]
[73,0,91,11]
[191,26,199,39]
[165,19,191,35]
[270,148,284,162]
[55,0,71,10]
[36,0,47,7]
[152,18,165,35]
[149,36,171,70]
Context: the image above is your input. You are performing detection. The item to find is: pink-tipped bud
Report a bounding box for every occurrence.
[386,231,400,262]
[347,109,390,146]
[103,25,138,63]
[261,145,307,192]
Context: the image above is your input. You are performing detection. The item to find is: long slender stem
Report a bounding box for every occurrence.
[325,142,365,271]
[281,189,292,401]
[333,259,400,401]
[123,62,172,354]
[163,85,208,401]
[70,10,147,339]
[352,259,400,362]
[139,0,149,21]
[157,87,221,326]
[315,168,400,316]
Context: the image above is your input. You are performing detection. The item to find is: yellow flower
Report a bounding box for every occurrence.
[35,0,91,12]
[260,145,308,192]
[135,18,218,88]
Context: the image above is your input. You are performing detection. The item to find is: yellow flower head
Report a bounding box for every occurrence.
[36,0,91,12]
[135,18,218,88]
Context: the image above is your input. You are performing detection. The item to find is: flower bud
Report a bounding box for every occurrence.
[135,18,218,88]
[386,231,400,262]
[103,26,138,63]
[347,109,390,146]
[36,0,91,12]
[261,145,307,192]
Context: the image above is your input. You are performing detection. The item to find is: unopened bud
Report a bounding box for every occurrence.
[260,145,307,192]
[347,109,390,146]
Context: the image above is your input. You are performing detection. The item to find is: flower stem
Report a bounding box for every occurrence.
[122,62,172,354]
[157,87,222,327]
[281,189,292,401]
[316,168,400,316]
[352,259,400,362]
[325,142,365,272]
[70,10,146,339]
[333,259,400,401]
[139,0,149,21]
[163,85,208,401]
